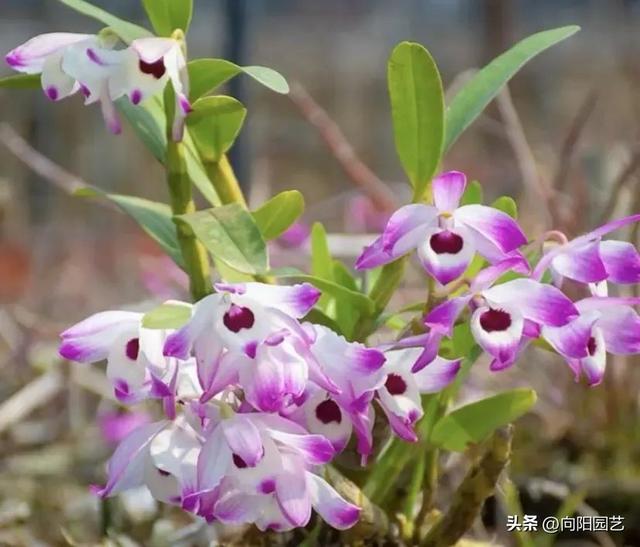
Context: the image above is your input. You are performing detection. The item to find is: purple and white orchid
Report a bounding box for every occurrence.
[355,171,528,285]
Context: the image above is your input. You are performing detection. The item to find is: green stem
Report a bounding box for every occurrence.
[167,140,213,300]
[204,154,247,207]
[163,81,212,301]
[401,450,427,540]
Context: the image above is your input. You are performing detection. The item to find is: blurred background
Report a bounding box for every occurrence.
[0,0,639,545]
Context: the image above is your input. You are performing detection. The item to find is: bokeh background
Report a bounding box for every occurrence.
[0,1,639,545]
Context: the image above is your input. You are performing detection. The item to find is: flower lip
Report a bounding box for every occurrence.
[385,373,407,395]
[125,338,140,360]
[139,58,166,79]
[587,336,597,356]
[430,231,464,254]
[223,304,255,333]
[232,453,248,468]
[479,308,511,332]
[315,399,342,424]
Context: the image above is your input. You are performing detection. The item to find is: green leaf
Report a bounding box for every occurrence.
[0,73,41,89]
[187,96,247,163]
[331,260,360,338]
[460,179,483,205]
[75,187,184,269]
[117,96,221,206]
[177,204,268,275]
[445,26,580,151]
[188,59,289,102]
[387,41,444,199]
[491,196,518,219]
[142,0,193,36]
[58,0,152,43]
[332,260,358,292]
[142,301,191,329]
[252,190,305,241]
[431,388,537,452]
[310,223,334,281]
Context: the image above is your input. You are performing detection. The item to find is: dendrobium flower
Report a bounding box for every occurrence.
[112,36,191,141]
[58,308,191,411]
[355,171,528,285]
[294,324,386,462]
[6,31,128,133]
[413,257,578,372]
[532,214,640,286]
[376,348,461,442]
[542,297,640,386]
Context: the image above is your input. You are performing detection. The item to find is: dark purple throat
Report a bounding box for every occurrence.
[479,309,511,332]
[125,338,140,360]
[139,58,166,79]
[223,304,255,333]
[385,373,407,395]
[315,399,342,424]
[430,231,464,254]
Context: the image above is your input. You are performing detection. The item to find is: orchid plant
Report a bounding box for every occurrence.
[3,1,639,545]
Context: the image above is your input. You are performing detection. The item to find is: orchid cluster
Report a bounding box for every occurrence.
[4,4,637,542]
[59,281,460,531]
[6,31,190,139]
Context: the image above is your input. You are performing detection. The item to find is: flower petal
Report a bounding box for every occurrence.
[432,171,467,212]
[221,415,264,467]
[197,426,232,492]
[303,393,353,453]
[131,37,176,63]
[550,240,607,284]
[242,347,285,412]
[576,327,607,386]
[413,355,462,392]
[541,311,600,359]
[381,203,438,255]
[275,459,311,527]
[599,240,640,284]
[307,472,360,530]
[424,296,471,336]
[93,421,167,498]
[454,205,527,253]
[163,296,218,359]
[215,281,321,318]
[482,279,578,327]
[354,236,390,269]
[596,305,640,355]
[6,32,91,73]
[267,429,335,465]
[41,51,78,101]
[59,311,141,362]
[214,490,263,524]
[149,420,199,494]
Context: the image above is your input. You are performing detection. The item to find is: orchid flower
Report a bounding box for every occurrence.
[162,282,339,401]
[6,31,127,133]
[195,413,359,530]
[532,214,640,286]
[542,297,640,386]
[376,348,461,442]
[412,257,578,372]
[110,36,191,141]
[355,171,528,285]
[294,324,386,462]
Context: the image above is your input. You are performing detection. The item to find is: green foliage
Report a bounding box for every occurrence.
[74,187,184,269]
[58,0,152,43]
[252,191,305,241]
[445,26,580,151]
[491,195,518,218]
[188,59,289,102]
[142,0,193,36]
[0,74,41,89]
[187,96,246,163]
[142,301,191,329]
[431,388,537,451]
[177,204,268,275]
[311,223,333,282]
[387,41,444,201]
[460,179,483,206]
